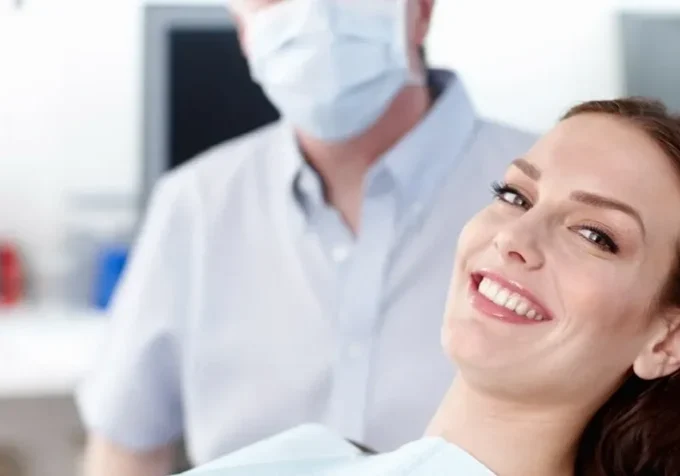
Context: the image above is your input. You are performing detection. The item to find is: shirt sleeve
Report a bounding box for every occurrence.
[76,172,196,451]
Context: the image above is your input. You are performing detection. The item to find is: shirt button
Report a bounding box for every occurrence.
[331,246,350,263]
[347,343,364,360]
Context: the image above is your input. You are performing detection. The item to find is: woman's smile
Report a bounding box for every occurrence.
[468,270,553,325]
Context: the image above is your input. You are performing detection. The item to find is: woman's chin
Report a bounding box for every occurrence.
[442,316,538,374]
[443,319,505,368]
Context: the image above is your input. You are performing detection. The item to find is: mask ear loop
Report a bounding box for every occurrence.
[395,0,427,86]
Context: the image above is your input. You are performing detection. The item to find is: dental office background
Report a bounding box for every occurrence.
[0,0,678,475]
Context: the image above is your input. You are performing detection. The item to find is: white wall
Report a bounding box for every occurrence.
[0,1,145,277]
[429,0,624,132]
[0,0,222,286]
[1,0,679,279]
[429,0,680,132]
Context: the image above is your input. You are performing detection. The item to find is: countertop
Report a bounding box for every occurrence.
[0,307,108,399]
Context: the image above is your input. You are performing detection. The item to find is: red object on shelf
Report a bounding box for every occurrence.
[0,243,23,307]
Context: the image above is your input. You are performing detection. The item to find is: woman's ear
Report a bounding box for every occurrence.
[633,310,680,380]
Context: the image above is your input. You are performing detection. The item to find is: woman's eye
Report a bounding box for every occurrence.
[576,227,620,254]
[491,181,531,210]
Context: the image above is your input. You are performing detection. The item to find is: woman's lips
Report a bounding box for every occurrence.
[468,270,553,324]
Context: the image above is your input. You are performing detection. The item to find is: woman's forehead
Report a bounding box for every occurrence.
[522,115,674,185]
[515,114,680,230]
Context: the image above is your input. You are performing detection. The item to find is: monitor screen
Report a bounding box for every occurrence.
[143,6,279,207]
[169,28,279,170]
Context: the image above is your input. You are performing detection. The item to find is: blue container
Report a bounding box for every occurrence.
[93,245,129,310]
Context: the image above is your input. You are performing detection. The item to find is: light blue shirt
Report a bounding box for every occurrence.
[176,424,495,476]
[76,70,536,465]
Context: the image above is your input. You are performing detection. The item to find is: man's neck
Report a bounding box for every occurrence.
[426,379,590,476]
[297,84,431,233]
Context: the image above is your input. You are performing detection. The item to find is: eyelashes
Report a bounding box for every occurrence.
[489,181,620,254]
[491,181,531,210]
[575,225,620,254]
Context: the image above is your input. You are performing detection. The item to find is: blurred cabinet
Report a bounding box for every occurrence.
[0,313,106,476]
[0,397,84,476]
[0,446,25,476]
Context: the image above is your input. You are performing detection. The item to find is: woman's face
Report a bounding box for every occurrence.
[443,114,680,406]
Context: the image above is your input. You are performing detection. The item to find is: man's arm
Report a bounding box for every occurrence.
[83,435,176,476]
[76,174,194,474]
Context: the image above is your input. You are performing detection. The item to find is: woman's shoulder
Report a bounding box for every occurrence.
[178,424,496,476]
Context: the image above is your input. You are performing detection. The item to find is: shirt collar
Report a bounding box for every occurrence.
[274,120,309,207]
[374,69,477,211]
[280,69,478,217]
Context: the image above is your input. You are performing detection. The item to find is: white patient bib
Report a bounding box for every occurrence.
[178,424,496,476]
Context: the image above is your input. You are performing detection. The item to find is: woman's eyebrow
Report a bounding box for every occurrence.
[510,157,646,238]
[511,158,541,180]
[570,191,646,238]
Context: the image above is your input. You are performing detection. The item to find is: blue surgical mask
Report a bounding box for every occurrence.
[244,0,425,142]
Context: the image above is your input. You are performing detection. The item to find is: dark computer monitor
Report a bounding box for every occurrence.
[142,6,279,207]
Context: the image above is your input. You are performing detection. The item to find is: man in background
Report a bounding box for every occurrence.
[78,1,536,475]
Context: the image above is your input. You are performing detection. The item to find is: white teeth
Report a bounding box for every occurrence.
[514,300,529,316]
[487,280,500,297]
[493,289,510,306]
[477,277,544,321]
[504,294,519,311]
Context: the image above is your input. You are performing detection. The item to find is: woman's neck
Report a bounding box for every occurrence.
[426,378,589,476]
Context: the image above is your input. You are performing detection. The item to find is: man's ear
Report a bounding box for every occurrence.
[633,310,680,380]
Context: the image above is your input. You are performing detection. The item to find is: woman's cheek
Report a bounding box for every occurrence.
[456,207,501,256]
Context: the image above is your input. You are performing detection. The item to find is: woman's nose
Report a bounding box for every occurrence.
[493,225,545,269]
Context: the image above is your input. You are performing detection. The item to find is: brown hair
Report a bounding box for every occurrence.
[561,98,680,476]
